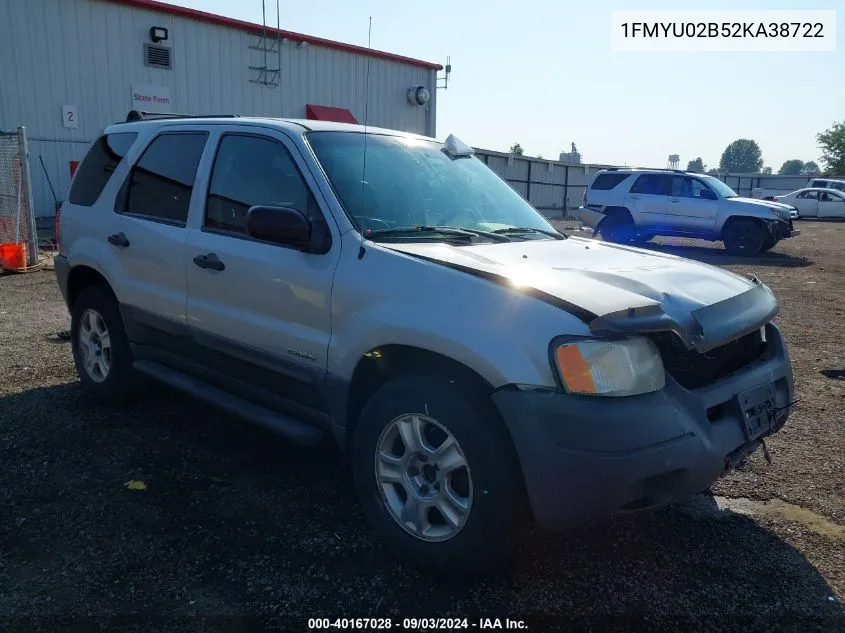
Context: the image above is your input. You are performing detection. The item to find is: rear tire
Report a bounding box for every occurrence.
[351,374,528,577]
[599,212,636,244]
[723,219,767,256]
[631,232,655,245]
[70,285,142,403]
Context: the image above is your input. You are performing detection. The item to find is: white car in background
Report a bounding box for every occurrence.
[774,188,845,218]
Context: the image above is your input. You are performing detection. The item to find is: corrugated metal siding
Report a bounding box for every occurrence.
[475,149,601,218]
[475,148,845,219]
[0,0,437,216]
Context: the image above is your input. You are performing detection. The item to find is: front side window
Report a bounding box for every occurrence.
[68,132,138,206]
[799,191,819,201]
[205,134,318,235]
[671,176,712,199]
[699,175,738,198]
[122,132,208,225]
[306,132,556,236]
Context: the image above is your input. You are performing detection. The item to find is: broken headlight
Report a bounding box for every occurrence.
[553,337,665,397]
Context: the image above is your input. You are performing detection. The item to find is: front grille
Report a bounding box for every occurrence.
[649,329,766,390]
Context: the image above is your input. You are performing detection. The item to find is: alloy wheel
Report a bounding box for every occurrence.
[374,413,473,542]
[78,309,112,383]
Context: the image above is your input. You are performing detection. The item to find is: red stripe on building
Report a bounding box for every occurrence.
[105,0,443,70]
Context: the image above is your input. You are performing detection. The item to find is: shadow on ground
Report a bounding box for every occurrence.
[642,243,813,268]
[1,382,842,632]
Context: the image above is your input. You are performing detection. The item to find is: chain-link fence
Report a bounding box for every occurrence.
[0,127,38,267]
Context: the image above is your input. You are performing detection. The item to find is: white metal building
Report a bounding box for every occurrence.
[0,0,442,221]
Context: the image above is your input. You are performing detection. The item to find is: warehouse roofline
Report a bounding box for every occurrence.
[104,0,444,70]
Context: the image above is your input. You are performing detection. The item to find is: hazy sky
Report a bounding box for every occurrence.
[167,0,842,170]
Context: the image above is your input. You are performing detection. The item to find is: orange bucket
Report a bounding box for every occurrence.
[0,242,27,270]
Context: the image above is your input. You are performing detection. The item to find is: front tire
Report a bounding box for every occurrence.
[351,374,528,577]
[760,235,777,252]
[723,218,767,256]
[70,285,142,403]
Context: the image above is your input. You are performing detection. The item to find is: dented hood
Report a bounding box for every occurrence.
[384,235,778,352]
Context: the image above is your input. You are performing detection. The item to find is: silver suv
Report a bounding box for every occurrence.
[55,112,795,576]
[578,168,800,255]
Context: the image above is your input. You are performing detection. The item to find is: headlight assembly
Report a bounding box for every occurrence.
[552,337,665,397]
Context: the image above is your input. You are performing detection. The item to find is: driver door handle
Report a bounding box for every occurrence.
[193,253,225,271]
[107,232,130,247]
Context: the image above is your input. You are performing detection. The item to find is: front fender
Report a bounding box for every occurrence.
[327,235,591,388]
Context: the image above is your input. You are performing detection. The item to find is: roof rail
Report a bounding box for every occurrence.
[124,110,241,122]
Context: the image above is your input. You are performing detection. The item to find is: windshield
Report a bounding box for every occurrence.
[700,175,738,198]
[306,132,557,238]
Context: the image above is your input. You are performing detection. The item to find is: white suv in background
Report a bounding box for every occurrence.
[577,168,800,255]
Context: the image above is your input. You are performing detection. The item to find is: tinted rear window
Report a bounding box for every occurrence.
[122,132,208,225]
[590,173,630,190]
[68,133,138,206]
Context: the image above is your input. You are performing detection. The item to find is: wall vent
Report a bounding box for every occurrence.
[144,44,172,69]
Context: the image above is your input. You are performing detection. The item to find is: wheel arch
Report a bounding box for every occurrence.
[66,265,116,310]
[597,205,634,225]
[336,344,497,451]
[720,214,767,239]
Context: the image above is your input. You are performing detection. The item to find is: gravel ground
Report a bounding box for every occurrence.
[1,222,844,632]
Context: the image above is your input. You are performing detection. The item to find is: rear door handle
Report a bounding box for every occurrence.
[107,232,130,247]
[669,198,680,203]
[630,194,640,199]
[193,253,225,271]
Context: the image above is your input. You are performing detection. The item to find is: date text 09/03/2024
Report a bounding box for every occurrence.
[307,618,528,630]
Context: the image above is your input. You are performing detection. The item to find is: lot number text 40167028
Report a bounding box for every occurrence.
[307,617,528,629]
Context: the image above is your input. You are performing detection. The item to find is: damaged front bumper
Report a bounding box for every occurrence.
[492,274,795,529]
[766,217,800,240]
[492,322,795,530]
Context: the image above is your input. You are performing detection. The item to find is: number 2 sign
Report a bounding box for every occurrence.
[62,105,79,129]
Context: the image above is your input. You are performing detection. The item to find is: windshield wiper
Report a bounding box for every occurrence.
[491,226,566,240]
[366,225,512,243]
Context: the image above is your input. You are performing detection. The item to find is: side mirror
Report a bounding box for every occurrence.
[246,205,312,249]
[699,188,717,200]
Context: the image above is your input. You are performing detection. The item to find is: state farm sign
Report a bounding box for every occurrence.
[131,83,172,113]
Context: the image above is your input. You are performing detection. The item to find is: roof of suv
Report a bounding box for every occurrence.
[104,115,430,141]
[597,167,701,176]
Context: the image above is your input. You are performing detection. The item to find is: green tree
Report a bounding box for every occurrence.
[761,166,772,175]
[719,139,764,173]
[686,157,706,172]
[707,168,720,175]
[817,120,845,176]
[778,159,805,175]
[509,143,524,156]
[802,161,820,175]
